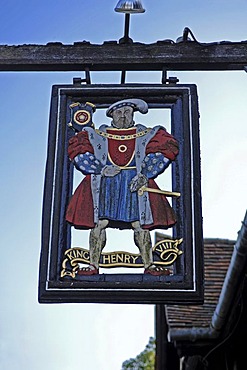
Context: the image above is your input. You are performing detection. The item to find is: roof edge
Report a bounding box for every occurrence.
[168,210,247,343]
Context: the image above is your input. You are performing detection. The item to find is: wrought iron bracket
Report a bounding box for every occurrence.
[73,68,91,85]
[161,68,179,84]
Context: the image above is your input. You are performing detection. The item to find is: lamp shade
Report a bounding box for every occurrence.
[114,0,145,14]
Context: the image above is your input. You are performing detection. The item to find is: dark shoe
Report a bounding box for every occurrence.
[77,264,99,276]
[144,265,171,276]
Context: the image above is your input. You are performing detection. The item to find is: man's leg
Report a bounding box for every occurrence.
[132,221,153,268]
[89,219,109,269]
[78,219,109,275]
[131,221,171,276]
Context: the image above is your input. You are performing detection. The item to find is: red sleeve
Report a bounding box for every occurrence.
[68,131,94,160]
[145,128,179,161]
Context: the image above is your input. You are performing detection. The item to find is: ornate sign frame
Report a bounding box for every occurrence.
[38,83,203,304]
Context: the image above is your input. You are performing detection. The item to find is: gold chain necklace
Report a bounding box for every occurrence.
[95,128,152,141]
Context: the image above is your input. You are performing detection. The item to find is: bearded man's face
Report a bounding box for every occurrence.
[112,106,134,128]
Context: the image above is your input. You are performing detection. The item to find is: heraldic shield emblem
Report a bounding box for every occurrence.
[67,101,95,132]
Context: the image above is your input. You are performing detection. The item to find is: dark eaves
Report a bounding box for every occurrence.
[168,209,247,342]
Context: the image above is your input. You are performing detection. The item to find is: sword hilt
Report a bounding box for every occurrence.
[138,186,181,197]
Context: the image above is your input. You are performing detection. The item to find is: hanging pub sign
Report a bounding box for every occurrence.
[38,83,203,304]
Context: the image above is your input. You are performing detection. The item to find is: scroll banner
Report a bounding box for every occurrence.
[61,238,183,278]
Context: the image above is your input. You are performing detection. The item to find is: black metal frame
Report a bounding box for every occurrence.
[38,83,203,304]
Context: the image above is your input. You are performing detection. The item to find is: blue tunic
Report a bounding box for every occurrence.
[99,158,139,224]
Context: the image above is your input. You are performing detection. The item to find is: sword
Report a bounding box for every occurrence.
[138,186,181,197]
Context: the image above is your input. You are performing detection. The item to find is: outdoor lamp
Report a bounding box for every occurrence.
[114,0,145,82]
[114,0,145,44]
[114,0,145,14]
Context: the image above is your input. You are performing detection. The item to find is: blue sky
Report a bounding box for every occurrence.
[0,1,247,369]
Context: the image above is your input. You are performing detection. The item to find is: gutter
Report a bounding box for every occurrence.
[168,210,247,342]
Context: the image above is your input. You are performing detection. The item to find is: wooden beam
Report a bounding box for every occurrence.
[0,40,247,72]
